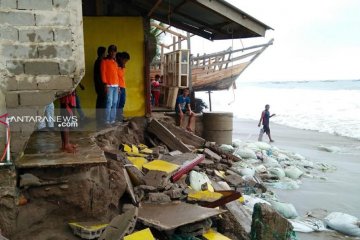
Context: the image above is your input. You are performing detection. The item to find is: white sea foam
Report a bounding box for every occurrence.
[196,80,360,140]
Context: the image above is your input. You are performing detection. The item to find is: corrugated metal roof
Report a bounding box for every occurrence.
[131,0,272,40]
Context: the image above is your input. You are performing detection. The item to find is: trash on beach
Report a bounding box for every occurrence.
[289,218,327,233]
[242,195,271,212]
[269,167,286,179]
[318,145,341,153]
[324,212,360,237]
[270,201,299,219]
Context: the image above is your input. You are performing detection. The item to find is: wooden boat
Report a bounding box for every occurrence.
[151,39,273,92]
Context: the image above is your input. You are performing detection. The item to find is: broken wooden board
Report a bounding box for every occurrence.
[213,181,252,234]
[147,119,191,152]
[160,120,206,148]
[171,154,205,182]
[138,202,226,231]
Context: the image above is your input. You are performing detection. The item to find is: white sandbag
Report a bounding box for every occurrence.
[324,212,360,237]
[243,195,271,212]
[254,141,272,150]
[234,148,257,159]
[232,139,243,148]
[189,171,211,191]
[255,164,267,173]
[269,167,286,179]
[245,142,260,152]
[298,159,314,168]
[291,153,306,161]
[263,157,280,168]
[239,167,256,177]
[284,166,303,179]
[276,153,289,162]
[318,145,341,153]
[290,219,327,232]
[266,178,300,190]
[219,144,234,153]
[270,201,298,219]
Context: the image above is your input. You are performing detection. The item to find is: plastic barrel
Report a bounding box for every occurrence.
[203,112,233,145]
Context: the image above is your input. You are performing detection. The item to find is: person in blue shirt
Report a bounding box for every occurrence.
[258,104,276,142]
[176,88,195,132]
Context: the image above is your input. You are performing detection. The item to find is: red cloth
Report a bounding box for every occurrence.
[60,92,76,115]
[152,91,160,106]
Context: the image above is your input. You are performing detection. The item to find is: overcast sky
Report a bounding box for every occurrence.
[190,0,360,82]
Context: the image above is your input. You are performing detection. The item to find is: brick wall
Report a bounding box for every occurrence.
[0,0,85,160]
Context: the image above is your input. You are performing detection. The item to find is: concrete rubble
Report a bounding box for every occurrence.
[2,115,334,239]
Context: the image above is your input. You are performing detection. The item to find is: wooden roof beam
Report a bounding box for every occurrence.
[148,0,163,17]
[150,22,188,39]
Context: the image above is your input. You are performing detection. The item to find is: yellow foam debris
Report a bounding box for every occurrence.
[138,144,148,149]
[68,222,108,231]
[127,157,148,170]
[132,145,139,153]
[188,190,223,202]
[203,229,231,240]
[124,228,155,240]
[123,144,132,153]
[238,196,245,204]
[142,160,179,174]
[140,148,153,154]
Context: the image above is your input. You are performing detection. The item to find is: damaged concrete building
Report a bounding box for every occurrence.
[0,1,279,239]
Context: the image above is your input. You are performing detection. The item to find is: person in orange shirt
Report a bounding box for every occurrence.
[101,45,120,126]
[116,51,130,122]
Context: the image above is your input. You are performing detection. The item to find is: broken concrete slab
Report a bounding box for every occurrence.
[147,119,191,152]
[143,170,170,189]
[224,174,244,187]
[123,168,137,205]
[68,222,108,239]
[99,207,138,240]
[147,192,171,203]
[203,148,222,162]
[138,202,226,231]
[250,203,294,240]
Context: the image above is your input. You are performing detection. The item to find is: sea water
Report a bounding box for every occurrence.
[196,79,360,140]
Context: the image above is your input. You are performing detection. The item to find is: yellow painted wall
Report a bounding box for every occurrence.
[81,17,145,117]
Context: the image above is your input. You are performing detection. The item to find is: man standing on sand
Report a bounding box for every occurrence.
[176,88,195,132]
[258,104,276,142]
[101,45,120,126]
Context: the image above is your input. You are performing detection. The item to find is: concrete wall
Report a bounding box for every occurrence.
[0,0,85,160]
[82,17,145,117]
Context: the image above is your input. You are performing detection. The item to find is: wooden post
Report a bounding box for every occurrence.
[160,45,164,75]
[208,91,212,112]
[173,36,176,51]
[143,17,152,117]
[178,36,181,50]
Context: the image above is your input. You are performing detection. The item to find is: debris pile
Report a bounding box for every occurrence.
[92,118,301,240]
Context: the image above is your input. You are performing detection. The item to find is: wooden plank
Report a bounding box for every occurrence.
[160,120,205,148]
[213,181,252,234]
[147,119,191,153]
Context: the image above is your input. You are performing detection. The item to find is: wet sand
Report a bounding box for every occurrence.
[233,119,360,240]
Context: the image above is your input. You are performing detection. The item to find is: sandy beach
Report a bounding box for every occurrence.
[233,118,360,240]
